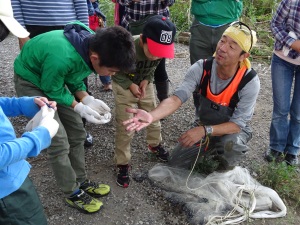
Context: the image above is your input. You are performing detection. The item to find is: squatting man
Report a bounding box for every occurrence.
[123,22,260,170]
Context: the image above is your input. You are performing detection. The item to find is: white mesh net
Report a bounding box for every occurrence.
[148,164,286,225]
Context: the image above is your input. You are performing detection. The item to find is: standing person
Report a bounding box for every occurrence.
[87,0,113,92]
[117,0,175,103]
[264,0,300,166]
[112,15,176,188]
[123,22,260,170]
[0,1,59,224]
[112,0,126,26]
[11,0,96,147]
[14,22,136,213]
[190,0,243,122]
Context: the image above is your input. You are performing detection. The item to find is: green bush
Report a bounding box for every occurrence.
[169,0,191,32]
[99,0,115,27]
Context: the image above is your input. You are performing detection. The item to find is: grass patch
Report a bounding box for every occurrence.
[253,161,300,209]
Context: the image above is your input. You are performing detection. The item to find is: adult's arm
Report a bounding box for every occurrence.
[270,0,296,49]
[123,61,204,131]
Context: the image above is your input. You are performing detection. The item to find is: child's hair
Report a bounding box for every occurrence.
[89,26,136,72]
[0,20,10,42]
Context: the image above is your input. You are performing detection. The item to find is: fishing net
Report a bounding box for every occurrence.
[148,164,286,225]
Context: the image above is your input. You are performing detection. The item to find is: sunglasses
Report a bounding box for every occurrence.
[230,21,253,51]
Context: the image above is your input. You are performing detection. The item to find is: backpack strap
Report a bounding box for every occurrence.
[197,57,214,96]
[228,68,257,109]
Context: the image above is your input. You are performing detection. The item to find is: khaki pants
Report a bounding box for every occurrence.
[14,74,86,195]
[112,81,162,165]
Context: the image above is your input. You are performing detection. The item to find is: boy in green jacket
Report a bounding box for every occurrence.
[14,21,136,213]
[112,15,176,188]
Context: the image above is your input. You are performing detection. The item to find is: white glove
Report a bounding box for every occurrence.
[82,96,111,121]
[26,105,54,131]
[38,114,59,138]
[74,102,111,124]
[25,105,59,138]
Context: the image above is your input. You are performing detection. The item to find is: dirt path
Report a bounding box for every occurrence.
[1,34,299,225]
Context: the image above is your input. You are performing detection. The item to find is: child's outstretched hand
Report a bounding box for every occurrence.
[122,108,153,131]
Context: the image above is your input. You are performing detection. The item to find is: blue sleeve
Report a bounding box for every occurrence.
[0,127,51,170]
[11,0,25,27]
[0,97,40,118]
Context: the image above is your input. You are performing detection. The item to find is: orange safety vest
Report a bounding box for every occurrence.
[205,66,247,106]
[197,57,256,109]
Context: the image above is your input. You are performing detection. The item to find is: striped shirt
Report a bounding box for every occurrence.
[11,0,89,27]
[117,0,174,29]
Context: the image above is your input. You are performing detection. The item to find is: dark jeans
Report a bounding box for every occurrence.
[0,176,48,225]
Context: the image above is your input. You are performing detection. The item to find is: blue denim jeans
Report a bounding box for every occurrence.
[270,54,300,156]
[99,75,111,85]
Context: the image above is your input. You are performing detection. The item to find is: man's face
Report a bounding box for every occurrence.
[215,35,246,66]
[90,53,119,76]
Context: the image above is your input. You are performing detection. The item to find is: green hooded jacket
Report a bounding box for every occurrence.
[14,21,94,106]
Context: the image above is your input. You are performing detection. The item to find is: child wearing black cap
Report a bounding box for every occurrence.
[112,15,176,188]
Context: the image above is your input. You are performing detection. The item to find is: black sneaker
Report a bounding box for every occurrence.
[264,149,283,162]
[284,154,299,166]
[116,165,130,188]
[65,189,103,213]
[84,132,93,147]
[148,144,169,162]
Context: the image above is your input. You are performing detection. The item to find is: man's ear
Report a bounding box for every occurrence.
[239,52,250,62]
[90,52,100,63]
[139,34,143,43]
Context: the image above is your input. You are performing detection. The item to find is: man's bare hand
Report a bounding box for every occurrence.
[178,126,206,147]
[122,108,153,131]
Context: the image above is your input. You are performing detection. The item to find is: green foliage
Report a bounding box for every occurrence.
[100,0,280,63]
[253,162,300,208]
[99,0,115,27]
[194,156,220,175]
[169,0,191,33]
[241,0,280,62]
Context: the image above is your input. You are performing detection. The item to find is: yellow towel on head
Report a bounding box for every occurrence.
[223,26,257,69]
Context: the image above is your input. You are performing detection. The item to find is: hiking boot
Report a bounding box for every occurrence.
[65,189,103,213]
[264,149,282,162]
[79,180,110,197]
[116,165,130,188]
[284,154,299,166]
[84,132,93,148]
[148,144,169,162]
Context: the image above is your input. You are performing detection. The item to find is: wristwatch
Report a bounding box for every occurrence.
[204,125,213,137]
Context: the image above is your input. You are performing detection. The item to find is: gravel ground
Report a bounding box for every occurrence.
[1,34,299,225]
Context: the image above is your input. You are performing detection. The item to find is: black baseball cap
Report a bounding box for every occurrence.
[142,15,176,58]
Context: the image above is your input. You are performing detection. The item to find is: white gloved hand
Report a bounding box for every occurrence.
[38,114,59,138]
[74,102,111,124]
[26,105,54,131]
[25,105,59,138]
[82,96,111,114]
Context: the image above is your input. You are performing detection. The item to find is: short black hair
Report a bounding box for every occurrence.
[0,20,10,42]
[141,34,147,44]
[89,26,136,73]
